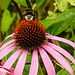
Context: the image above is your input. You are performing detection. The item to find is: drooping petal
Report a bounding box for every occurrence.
[0,33,14,47]
[0,43,17,60]
[0,68,8,73]
[3,48,22,69]
[46,34,75,49]
[42,44,74,75]
[39,47,56,75]
[0,39,15,50]
[14,49,28,75]
[0,68,11,74]
[45,41,75,64]
[29,49,38,75]
[0,62,14,75]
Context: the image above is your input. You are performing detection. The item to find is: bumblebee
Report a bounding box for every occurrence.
[23,9,35,20]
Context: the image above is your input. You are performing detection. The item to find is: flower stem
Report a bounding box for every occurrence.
[25,62,31,65]
[71,24,75,42]
[0,25,2,42]
[25,0,32,9]
[12,0,23,20]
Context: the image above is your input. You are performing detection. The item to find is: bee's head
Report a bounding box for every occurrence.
[23,9,35,20]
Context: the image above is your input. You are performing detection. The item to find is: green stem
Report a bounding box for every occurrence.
[0,24,2,42]
[0,11,2,42]
[25,0,32,9]
[12,0,23,20]
[71,24,75,42]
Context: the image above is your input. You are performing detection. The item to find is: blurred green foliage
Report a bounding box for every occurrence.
[0,0,75,75]
[14,0,27,6]
[1,10,16,34]
[57,63,75,75]
[1,0,11,9]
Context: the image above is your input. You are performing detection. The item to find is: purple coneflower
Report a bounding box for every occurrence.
[0,18,75,75]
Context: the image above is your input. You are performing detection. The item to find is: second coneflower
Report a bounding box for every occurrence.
[0,9,75,75]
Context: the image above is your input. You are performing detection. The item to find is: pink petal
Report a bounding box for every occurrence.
[0,33,14,47]
[0,43,17,60]
[3,48,22,69]
[0,67,14,75]
[0,63,14,75]
[0,39,15,50]
[29,49,38,75]
[39,47,56,75]
[45,41,75,64]
[9,68,14,73]
[0,68,10,74]
[14,49,28,75]
[0,66,14,75]
[0,71,6,75]
[42,44,74,75]
[46,34,75,49]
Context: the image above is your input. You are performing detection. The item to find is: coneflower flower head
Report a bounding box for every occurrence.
[13,19,46,49]
[0,9,75,75]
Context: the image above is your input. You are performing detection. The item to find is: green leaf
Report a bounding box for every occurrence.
[23,53,32,75]
[73,50,75,58]
[56,63,75,75]
[41,8,75,31]
[1,0,11,10]
[23,65,30,75]
[1,10,16,35]
[67,0,75,6]
[14,0,27,6]
[38,63,44,75]
[57,8,75,20]
[48,16,74,35]
[40,19,60,29]
[34,0,45,10]
[57,68,70,75]
[47,8,75,35]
